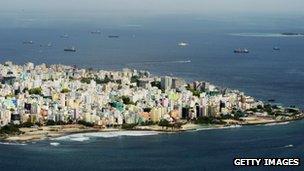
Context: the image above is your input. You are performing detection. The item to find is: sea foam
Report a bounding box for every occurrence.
[264,122,290,126]
[50,142,60,146]
[52,131,160,142]
[0,142,27,146]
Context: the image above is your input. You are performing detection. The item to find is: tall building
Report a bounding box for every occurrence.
[150,107,161,122]
[172,77,184,89]
[161,76,172,91]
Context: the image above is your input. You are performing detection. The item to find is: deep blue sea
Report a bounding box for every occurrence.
[0,12,303,170]
[0,13,304,108]
[0,120,303,171]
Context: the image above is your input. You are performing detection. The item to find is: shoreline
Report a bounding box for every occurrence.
[0,62,303,144]
[1,116,303,143]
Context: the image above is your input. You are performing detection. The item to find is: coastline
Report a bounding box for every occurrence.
[1,115,303,143]
[0,62,303,144]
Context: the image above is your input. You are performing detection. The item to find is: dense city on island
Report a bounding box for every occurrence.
[0,61,303,135]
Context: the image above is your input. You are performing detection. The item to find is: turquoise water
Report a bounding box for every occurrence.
[0,120,303,170]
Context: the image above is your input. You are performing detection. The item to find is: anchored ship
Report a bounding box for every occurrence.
[64,47,76,52]
[234,48,249,53]
[60,34,69,38]
[108,35,119,38]
[178,42,189,47]
[91,30,101,34]
[23,41,34,44]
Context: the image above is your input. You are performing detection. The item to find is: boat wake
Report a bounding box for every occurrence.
[52,131,160,142]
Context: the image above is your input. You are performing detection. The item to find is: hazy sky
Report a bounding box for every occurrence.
[1,0,304,15]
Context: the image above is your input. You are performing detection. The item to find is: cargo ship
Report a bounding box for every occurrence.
[234,48,249,53]
[64,47,76,52]
[91,30,101,34]
[23,41,34,44]
[60,34,69,38]
[108,35,119,38]
[178,42,189,47]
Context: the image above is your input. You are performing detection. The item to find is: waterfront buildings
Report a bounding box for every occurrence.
[0,61,267,127]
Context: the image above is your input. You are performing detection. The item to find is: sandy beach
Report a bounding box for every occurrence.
[1,123,223,142]
[3,125,117,142]
[2,114,303,143]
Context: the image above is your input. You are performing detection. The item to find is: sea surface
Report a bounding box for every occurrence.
[0,13,304,109]
[0,120,303,171]
[0,12,304,170]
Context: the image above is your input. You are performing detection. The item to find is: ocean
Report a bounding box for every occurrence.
[0,120,303,170]
[0,14,303,109]
[0,12,303,170]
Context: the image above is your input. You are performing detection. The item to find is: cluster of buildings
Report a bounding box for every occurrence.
[0,61,264,127]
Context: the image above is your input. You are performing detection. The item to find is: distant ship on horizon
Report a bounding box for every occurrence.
[23,41,34,44]
[91,30,101,34]
[47,42,53,47]
[108,35,119,38]
[178,42,189,47]
[64,47,76,52]
[60,34,69,38]
[234,48,249,53]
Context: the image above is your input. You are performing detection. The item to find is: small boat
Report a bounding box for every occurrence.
[108,35,119,38]
[234,48,249,53]
[47,42,53,47]
[64,47,76,52]
[281,32,301,36]
[268,99,275,102]
[23,41,34,44]
[91,30,101,34]
[273,46,280,50]
[284,144,293,148]
[178,42,189,47]
[60,34,69,38]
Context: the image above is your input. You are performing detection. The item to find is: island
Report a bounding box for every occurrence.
[0,61,303,142]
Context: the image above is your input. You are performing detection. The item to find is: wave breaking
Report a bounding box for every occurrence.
[52,131,160,142]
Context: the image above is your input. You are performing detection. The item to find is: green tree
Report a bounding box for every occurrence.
[61,88,71,93]
[121,123,138,130]
[121,96,135,105]
[46,120,56,126]
[158,119,171,127]
[80,77,92,84]
[20,121,34,128]
[29,87,42,95]
[151,81,161,89]
[130,75,140,85]
[186,85,201,97]
[77,120,94,127]
[0,124,21,135]
[102,76,112,84]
